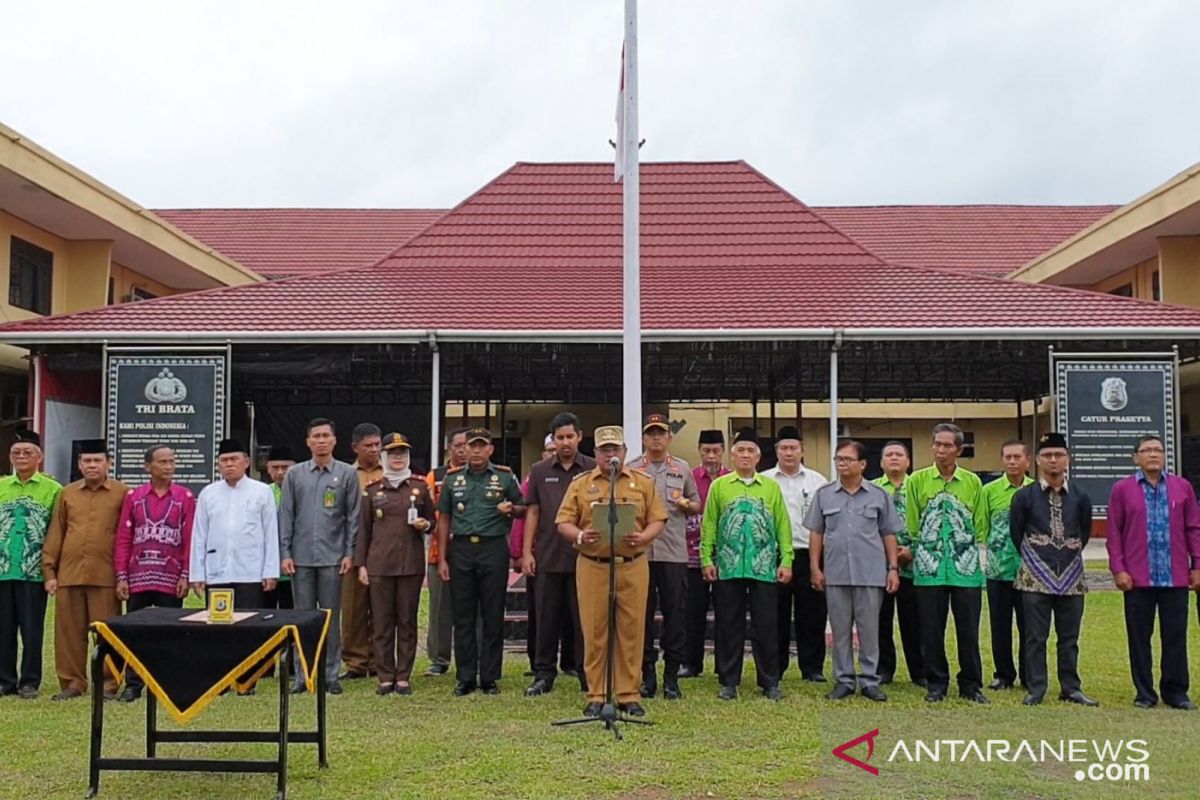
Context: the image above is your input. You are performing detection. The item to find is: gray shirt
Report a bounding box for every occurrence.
[279,459,362,567]
[802,480,902,587]
[628,455,700,563]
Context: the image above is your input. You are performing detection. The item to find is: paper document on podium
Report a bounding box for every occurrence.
[588,500,640,558]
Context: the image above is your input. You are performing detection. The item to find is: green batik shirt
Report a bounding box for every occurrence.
[437,463,523,538]
[0,472,64,582]
[700,472,793,583]
[981,475,1034,582]
[872,475,913,579]
[904,465,988,588]
[271,481,290,583]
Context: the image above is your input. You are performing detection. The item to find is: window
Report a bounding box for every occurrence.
[8,237,53,315]
[1152,271,1161,301]
[1108,283,1134,298]
[960,431,976,459]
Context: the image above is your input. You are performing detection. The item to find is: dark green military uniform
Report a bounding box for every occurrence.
[436,428,524,690]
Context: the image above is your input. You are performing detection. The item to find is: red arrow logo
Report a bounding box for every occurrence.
[832,729,880,775]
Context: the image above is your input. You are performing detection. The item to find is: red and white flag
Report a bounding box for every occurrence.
[614,42,625,182]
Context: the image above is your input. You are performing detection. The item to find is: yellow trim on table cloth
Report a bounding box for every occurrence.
[89,610,331,725]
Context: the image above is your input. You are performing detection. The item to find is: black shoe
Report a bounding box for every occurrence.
[290,684,308,695]
[762,685,783,701]
[1168,700,1197,710]
[480,681,500,695]
[395,684,413,695]
[338,669,368,681]
[802,672,827,683]
[640,667,657,699]
[1134,699,1157,709]
[925,690,946,703]
[524,679,552,697]
[619,701,646,717]
[560,668,580,679]
[912,677,928,688]
[677,665,700,678]
[662,679,682,700]
[1022,694,1043,706]
[17,685,38,700]
[583,702,602,717]
[1060,690,1099,707]
[424,664,449,677]
[988,678,1014,691]
[52,688,84,701]
[117,686,141,703]
[826,685,855,701]
[718,685,739,701]
[961,690,989,705]
[0,685,17,697]
[879,674,893,685]
[326,681,343,695]
[861,686,887,702]
[376,683,395,696]
[453,680,477,697]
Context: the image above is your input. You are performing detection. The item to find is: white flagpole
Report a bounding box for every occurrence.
[621,0,642,455]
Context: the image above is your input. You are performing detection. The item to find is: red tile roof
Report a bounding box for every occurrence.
[3,162,1197,340]
[814,205,1118,277]
[153,208,446,278]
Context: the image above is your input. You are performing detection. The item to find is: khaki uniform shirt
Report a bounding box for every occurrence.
[354,461,384,491]
[43,478,131,587]
[556,466,669,559]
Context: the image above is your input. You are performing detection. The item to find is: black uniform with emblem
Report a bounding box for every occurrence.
[354,432,434,692]
[436,428,525,692]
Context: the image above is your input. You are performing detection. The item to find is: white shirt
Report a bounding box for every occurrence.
[762,465,828,549]
[190,476,280,584]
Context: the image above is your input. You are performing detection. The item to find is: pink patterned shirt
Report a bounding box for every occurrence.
[114,483,196,594]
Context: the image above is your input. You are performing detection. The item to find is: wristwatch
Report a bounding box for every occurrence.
[576,530,584,546]
[886,565,898,572]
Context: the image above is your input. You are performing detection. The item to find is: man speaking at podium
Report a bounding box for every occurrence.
[555,425,667,718]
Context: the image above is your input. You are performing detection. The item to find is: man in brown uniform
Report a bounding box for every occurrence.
[556,425,667,718]
[355,432,434,696]
[343,422,383,680]
[42,440,129,700]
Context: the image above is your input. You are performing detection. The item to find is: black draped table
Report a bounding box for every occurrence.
[86,607,331,800]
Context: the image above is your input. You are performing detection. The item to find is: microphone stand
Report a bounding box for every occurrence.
[552,458,652,740]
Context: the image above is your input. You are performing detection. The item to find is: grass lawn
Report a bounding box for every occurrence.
[2,589,1198,799]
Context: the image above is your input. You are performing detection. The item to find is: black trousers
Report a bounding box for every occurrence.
[1021,591,1083,699]
[778,548,827,677]
[525,574,538,670]
[917,585,983,696]
[0,580,48,691]
[1124,587,1191,706]
[450,536,509,684]
[643,561,688,675]
[878,575,924,683]
[714,578,779,690]
[123,591,184,692]
[683,567,712,673]
[986,579,1026,685]
[208,583,266,609]
[262,580,294,609]
[533,571,584,682]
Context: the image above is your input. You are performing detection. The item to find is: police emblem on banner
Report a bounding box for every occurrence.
[1100,377,1128,411]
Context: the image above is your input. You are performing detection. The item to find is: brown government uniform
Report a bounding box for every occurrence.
[355,474,434,685]
[556,464,668,704]
[42,478,130,693]
[342,460,384,675]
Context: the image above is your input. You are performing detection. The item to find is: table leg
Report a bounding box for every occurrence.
[276,648,290,800]
[87,646,104,798]
[316,655,328,768]
[145,689,157,758]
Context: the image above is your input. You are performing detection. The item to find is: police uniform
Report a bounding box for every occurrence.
[436,428,523,690]
[355,433,434,691]
[556,426,669,707]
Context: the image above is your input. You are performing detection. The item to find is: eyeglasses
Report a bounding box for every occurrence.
[1137,447,1165,454]
[833,456,863,464]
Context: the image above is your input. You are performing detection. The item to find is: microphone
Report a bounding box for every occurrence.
[608,456,621,471]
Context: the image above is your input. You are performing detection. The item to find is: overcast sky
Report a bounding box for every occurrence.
[4,0,1198,209]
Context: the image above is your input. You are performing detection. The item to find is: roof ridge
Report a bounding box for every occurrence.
[813,203,1121,210]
